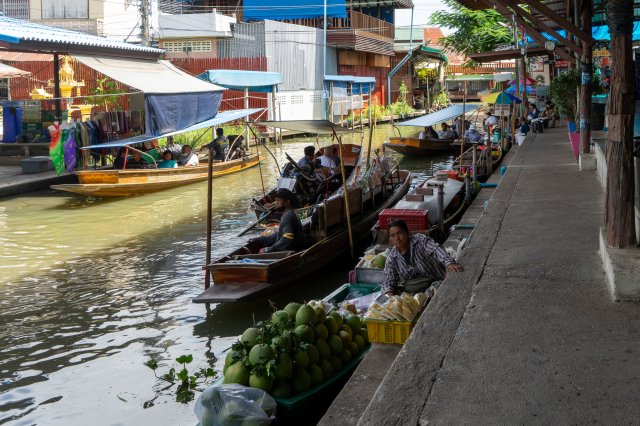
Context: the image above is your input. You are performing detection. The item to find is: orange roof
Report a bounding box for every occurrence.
[423,27,445,46]
[0,51,52,61]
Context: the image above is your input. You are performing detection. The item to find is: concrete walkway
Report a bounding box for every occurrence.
[359,127,640,425]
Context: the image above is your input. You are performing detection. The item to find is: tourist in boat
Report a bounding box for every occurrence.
[298,145,316,170]
[316,146,340,177]
[179,145,199,166]
[248,188,305,253]
[419,126,438,140]
[126,151,150,169]
[113,147,127,169]
[382,220,463,296]
[158,150,178,168]
[438,123,456,139]
[165,136,183,160]
[463,124,483,143]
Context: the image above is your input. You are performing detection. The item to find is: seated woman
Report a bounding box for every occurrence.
[125,151,151,169]
[248,188,305,253]
[158,150,178,168]
[113,147,126,169]
[382,220,463,296]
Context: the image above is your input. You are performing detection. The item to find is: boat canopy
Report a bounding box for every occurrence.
[198,70,282,93]
[397,104,482,127]
[74,55,226,136]
[82,108,263,150]
[256,120,363,135]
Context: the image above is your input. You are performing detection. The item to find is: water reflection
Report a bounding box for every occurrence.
[0,124,452,425]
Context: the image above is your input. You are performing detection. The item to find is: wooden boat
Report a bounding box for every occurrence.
[193,168,412,303]
[452,143,503,183]
[383,137,458,155]
[51,153,261,197]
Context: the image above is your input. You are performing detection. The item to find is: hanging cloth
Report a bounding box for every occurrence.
[48,123,65,175]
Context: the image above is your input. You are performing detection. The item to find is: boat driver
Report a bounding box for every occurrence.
[463,124,483,144]
[382,220,463,296]
[248,188,305,253]
[208,128,228,161]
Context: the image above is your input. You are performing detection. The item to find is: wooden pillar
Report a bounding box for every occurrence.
[243,87,249,149]
[579,0,593,153]
[53,53,61,122]
[605,0,637,247]
[271,85,277,121]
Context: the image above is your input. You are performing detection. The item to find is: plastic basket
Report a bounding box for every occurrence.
[378,209,429,231]
[366,319,416,345]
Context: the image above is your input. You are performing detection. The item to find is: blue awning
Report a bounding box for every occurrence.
[82,108,263,150]
[323,75,375,95]
[397,104,482,127]
[198,70,282,93]
[523,23,640,44]
[243,0,347,20]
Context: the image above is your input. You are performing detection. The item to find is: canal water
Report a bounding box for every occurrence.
[0,124,453,425]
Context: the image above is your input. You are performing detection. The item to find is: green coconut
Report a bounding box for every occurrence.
[291,368,311,394]
[347,341,359,356]
[241,327,261,348]
[294,324,315,344]
[345,315,362,335]
[373,253,387,269]
[248,343,275,366]
[223,361,250,386]
[319,359,334,378]
[329,355,342,372]
[249,372,273,392]
[328,310,344,328]
[313,306,327,323]
[314,323,329,341]
[306,344,320,366]
[271,310,291,328]
[308,364,324,385]
[274,353,294,380]
[354,334,365,351]
[340,349,352,364]
[338,330,352,346]
[324,316,338,336]
[329,334,343,355]
[295,304,318,326]
[284,302,302,318]
[271,382,292,398]
[293,349,310,369]
[315,338,331,360]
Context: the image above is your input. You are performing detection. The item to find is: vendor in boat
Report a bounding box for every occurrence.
[179,145,200,166]
[382,220,463,296]
[438,123,456,139]
[463,124,483,144]
[418,126,438,140]
[249,188,305,253]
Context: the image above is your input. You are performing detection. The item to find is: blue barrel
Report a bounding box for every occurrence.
[3,101,23,143]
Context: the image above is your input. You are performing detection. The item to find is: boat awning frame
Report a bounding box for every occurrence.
[74,55,225,94]
[256,120,364,135]
[397,104,482,127]
[82,108,263,150]
[198,70,282,93]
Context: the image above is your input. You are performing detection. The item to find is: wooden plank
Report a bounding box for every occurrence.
[193,282,273,303]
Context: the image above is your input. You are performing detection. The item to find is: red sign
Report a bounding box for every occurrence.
[555,60,569,68]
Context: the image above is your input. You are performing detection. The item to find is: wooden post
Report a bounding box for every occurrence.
[204,148,214,289]
[53,53,61,122]
[605,0,637,247]
[350,84,355,129]
[359,83,363,129]
[338,135,355,258]
[243,87,249,150]
[579,0,593,154]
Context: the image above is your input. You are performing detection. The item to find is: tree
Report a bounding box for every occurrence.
[428,0,513,62]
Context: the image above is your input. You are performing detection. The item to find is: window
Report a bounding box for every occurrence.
[1,0,30,19]
[162,40,212,53]
[42,0,88,19]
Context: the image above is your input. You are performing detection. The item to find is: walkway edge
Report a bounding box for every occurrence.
[357,136,536,426]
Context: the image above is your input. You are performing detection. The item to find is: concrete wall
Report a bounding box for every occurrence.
[270,89,324,120]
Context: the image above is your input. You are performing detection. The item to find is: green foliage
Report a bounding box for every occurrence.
[549,68,603,122]
[432,90,451,108]
[87,78,125,111]
[387,82,415,117]
[429,0,512,58]
[144,354,216,408]
[362,103,385,120]
[156,124,246,149]
[416,67,439,84]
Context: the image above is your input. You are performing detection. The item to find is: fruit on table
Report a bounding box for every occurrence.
[294,324,315,343]
[249,373,274,392]
[295,304,318,326]
[373,253,387,269]
[241,327,261,347]
[248,343,275,366]
[284,302,302,318]
[223,362,250,386]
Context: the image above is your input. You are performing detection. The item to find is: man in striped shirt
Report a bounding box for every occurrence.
[382,220,463,296]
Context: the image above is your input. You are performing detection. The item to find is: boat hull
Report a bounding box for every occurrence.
[51,153,261,197]
[383,137,456,155]
[193,171,412,303]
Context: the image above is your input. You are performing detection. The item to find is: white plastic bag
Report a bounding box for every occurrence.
[195,384,276,426]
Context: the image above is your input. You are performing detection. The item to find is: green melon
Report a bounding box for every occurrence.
[328,311,343,328]
[314,323,329,341]
[294,324,315,343]
[223,361,249,386]
[313,306,327,323]
[274,353,294,380]
[345,315,362,335]
[308,364,324,385]
[293,349,309,369]
[354,334,365,351]
[307,344,320,366]
[284,302,302,318]
[271,382,292,398]
[315,338,331,360]
[241,327,261,347]
[338,330,352,346]
[249,373,273,392]
[224,349,242,374]
[319,359,334,378]
[249,343,275,366]
[324,316,338,335]
[295,304,318,326]
[373,253,387,269]
[271,310,291,328]
[291,368,311,394]
[329,334,343,355]
[271,334,292,354]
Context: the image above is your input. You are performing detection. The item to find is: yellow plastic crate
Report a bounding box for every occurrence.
[366,319,416,345]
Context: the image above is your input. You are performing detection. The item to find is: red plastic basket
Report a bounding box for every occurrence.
[378,209,429,231]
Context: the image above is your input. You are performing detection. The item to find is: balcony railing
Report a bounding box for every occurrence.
[346,10,393,39]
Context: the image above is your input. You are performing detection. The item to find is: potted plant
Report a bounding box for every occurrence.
[549,68,603,133]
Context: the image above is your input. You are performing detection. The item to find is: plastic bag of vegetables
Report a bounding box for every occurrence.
[195,383,276,426]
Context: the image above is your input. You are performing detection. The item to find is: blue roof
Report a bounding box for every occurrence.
[198,70,282,93]
[82,108,263,150]
[0,16,163,57]
[397,104,482,127]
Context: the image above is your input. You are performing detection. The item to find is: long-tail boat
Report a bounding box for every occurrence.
[452,143,503,183]
[194,119,412,303]
[383,136,459,155]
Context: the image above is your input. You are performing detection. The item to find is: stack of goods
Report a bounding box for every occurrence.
[222,301,368,399]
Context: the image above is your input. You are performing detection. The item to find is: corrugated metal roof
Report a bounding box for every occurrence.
[0,51,51,61]
[0,16,163,56]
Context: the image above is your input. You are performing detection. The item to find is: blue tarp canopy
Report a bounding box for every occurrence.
[323,75,375,95]
[397,104,482,127]
[198,70,282,93]
[243,0,347,20]
[82,108,263,150]
[524,23,640,44]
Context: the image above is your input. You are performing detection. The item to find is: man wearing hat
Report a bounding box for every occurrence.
[249,188,305,253]
[463,124,483,144]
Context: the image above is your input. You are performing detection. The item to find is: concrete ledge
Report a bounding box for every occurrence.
[599,228,640,302]
[579,152,596,171]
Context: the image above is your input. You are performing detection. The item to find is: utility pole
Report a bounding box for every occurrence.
[139,0,150,46]
[323,0,327,119]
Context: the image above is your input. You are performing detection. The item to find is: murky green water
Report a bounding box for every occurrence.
[0,124,452,425]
